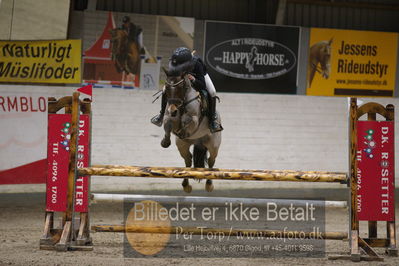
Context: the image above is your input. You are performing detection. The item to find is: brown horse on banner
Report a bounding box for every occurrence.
[109,28,140,75]
[307,38,333,88]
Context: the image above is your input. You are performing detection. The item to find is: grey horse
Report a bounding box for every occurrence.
[160,69,222,193]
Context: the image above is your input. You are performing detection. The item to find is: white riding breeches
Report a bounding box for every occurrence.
[138,33,143,48]
[205,74,217,97]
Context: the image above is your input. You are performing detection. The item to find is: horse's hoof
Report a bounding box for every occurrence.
[161,138,171,148]
[183,185,192,193]
[205,180,214,192]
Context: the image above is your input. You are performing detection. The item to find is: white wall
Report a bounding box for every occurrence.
[0,0,70,40]
[1,85,398,192]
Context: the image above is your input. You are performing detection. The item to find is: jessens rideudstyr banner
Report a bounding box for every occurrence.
[307,28,398,97]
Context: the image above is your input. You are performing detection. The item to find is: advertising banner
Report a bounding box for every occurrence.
[82,11,193,89]
[357,121,395,221]
[46,114,90,213]
[307,28,398,97]
[122,199,326,258]
[0,94,47,184]
[0,40,81,84]
[204,21,299,94]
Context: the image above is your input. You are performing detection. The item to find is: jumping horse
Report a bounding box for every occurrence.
[109,28,141,75]
[160,68,222,193]
[307,38,333,88]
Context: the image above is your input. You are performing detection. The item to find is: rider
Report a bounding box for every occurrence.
[121,16,144,54]
[151,47,223,133]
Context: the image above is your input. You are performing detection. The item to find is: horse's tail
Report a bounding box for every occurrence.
[193,144,208,168]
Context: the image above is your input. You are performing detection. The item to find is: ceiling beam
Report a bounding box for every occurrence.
[288,0,399,11]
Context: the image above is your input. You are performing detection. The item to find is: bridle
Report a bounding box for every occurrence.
[311,62,324,74]
[165,75,202,138]
[165,78,185,87]
[165,76,200,111]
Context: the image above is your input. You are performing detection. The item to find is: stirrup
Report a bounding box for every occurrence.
[210,120,223,133]
[151,114,163,127]
[210,125,223,133]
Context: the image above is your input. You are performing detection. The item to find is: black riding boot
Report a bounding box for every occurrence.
[208,96,223,133]
[151,93,167,127]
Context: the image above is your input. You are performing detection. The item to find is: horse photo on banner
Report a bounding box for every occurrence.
[306,28,398,97]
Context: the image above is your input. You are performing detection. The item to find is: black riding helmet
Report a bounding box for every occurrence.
[169,47,195,75]
[170,47,192,66]
[122,16,130,23]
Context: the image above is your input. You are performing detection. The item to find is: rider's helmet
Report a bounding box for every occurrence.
[170,47,192,67]
[122,16,130,23]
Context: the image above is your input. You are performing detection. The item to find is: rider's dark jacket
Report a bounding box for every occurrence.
[190,56,207,91]
[168,56,207,92]
[121,22,142,44]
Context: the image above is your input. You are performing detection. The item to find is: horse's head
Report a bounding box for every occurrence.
[318,38,333,79]
[109,29,128,59]
[163,67,190,118]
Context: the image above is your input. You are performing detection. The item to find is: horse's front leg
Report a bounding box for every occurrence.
[176,138,192,168]
[176,139,193,193]
[161,119,172,148]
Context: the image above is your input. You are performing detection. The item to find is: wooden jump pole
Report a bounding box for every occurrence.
[92,164,347,175]
[78,165,347,183]
[90,193,348,208]
[91,225,348,240]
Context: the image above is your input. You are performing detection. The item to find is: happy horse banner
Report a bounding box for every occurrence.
[204,21,299,94]
[0,40,81,84]
[307,28,398,97]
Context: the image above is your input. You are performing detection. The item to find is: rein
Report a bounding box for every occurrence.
[174,91,203,139]
[165,78,185,87]
[311,62,324,74]
[181,94,200,109]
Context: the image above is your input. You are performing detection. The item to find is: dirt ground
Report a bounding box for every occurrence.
[0,192,398,266]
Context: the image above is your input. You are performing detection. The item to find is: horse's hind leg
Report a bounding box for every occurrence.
[176,138,193,193]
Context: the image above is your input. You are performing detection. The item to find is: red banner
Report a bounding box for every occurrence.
[357,121,395,221]
[46,114,90,212]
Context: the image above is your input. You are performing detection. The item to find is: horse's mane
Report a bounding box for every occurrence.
[311,39,332,49]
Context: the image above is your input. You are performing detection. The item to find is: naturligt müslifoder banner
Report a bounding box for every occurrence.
[307,28,397,97]
[0,39,81,84]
